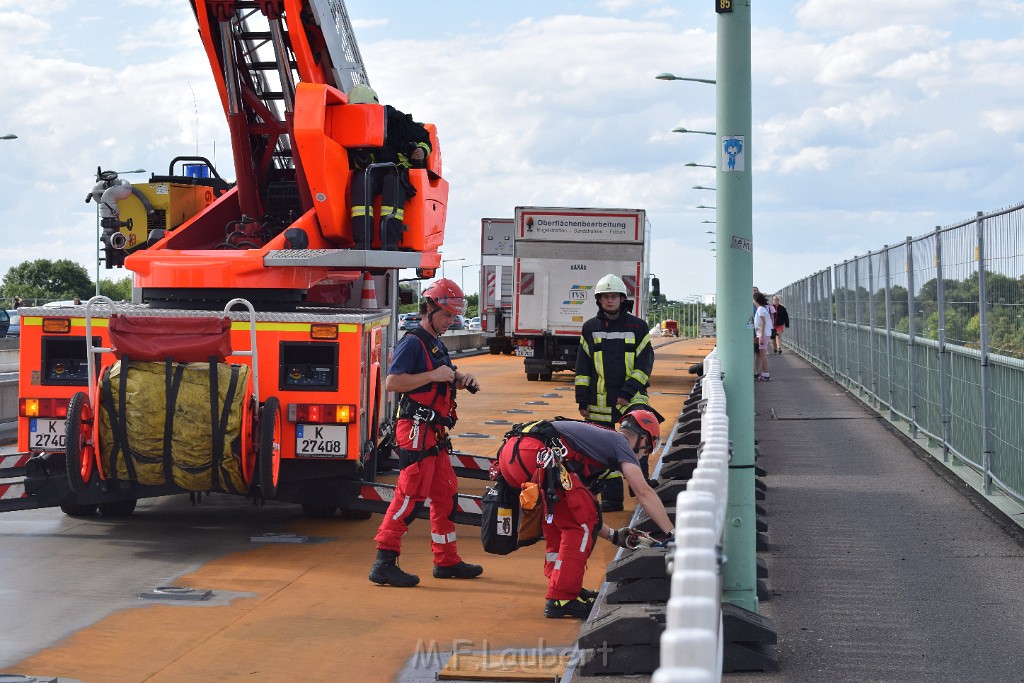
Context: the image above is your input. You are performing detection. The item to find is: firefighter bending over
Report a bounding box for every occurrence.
[347,84,432,251]
[496,411,673,618]
[575,273,657,512]
[369,278,483,587]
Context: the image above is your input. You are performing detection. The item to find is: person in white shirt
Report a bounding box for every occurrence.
[753,291,772,381]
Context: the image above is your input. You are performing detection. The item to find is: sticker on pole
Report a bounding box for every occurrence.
[721,135,745,172]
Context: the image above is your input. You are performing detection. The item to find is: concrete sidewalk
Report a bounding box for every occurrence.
[728,350,1024,681]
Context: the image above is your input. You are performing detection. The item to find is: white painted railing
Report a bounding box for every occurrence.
[654,349,727,683]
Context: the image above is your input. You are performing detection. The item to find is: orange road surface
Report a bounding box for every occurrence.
[12,337,713,682]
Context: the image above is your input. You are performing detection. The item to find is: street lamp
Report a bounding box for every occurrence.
[0,134,17,140]
[460,263,477,294]
[94,168,146,296]
[672,127,716,136]
[655,73,716,84]
[692,185,717,191]
[686,162,715,169]
[441,257,464,279]
[695,205,716,210]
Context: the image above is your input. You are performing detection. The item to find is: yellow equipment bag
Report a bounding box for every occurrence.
[98,359,250,494]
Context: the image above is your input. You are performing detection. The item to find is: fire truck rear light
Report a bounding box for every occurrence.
[42,318,72,334]
[310,324,338,340]
[20,397,70,418]
[289,403,357,424]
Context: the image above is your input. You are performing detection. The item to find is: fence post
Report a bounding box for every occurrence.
[976,212,994,495]
[867,252,877,405]
[906,236,918,438]
[856,257,865,394]
[934,226,951,462]
[828,267,837,380]
[842,261,851,384]
[883,245,895,421]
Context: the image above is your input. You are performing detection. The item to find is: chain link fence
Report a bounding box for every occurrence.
[778,202,1024,504]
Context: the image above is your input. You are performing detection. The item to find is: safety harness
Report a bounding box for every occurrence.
[393,326,457,466]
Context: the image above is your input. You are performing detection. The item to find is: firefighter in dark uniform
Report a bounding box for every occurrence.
[346,84,432,250]
[496,410,674,618]
[575,274,656,511]
[369,278,484,587]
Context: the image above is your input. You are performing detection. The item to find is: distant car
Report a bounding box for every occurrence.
[401,313,422,330]
[42,299,81,308]
[467,316,481,331]
[450,315,465,331]
[5,310,17,337]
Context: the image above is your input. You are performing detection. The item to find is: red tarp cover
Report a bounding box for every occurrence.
[109,315,233,362]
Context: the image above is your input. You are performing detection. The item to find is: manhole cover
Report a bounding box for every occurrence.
[506,409,534,414]
[251,532,310,544]
[485,419,513,425]
[458,432,492,439]
[139,586,214,601]
[540,393,559,398]
[525,401,549,405]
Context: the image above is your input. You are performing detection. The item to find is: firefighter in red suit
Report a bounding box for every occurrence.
[496,410,674,618]
[369,278,483,587]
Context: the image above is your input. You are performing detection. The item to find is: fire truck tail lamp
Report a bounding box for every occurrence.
[20,397,70,418]
[288,403,356,424]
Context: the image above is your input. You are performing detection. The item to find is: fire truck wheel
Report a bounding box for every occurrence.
[302,504,337,519]
[98,499,138,516]
[540,373,553,382]
[59,503,98,517]
[337,504,373,520]
[65,392,96,494]
[526,373,539,381]
[258,396,282,499]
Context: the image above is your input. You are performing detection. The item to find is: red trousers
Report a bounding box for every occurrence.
[498,437,600,600]
[374,422,461,566]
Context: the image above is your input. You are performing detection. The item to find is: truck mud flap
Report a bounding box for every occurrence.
[379,450,496,481]
[342,481,483,527]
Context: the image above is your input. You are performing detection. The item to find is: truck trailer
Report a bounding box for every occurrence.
[479,218,515,355]
[511,206,649,380]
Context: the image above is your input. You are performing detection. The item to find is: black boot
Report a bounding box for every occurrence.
[433,561,483,579]
[544,597,594,619]
[381,217,408,250]
[369,549,420,587]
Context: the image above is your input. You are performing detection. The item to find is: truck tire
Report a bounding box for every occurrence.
[540,373,552,382]
[258,396,282,499]
[65,392,95,495]
[302,504,337,519]
[99,499,138,516]
[489,344,501,355]
[60,502,98,517]
[526,373,539,381]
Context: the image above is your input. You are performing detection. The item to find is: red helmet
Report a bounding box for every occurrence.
[619,409,661,448]
[422,278,466,316]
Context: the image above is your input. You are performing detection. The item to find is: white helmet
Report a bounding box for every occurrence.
[594,274,627,298]
[348,85,379,104]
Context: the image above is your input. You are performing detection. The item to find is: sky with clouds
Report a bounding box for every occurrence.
[1,0,1022,301]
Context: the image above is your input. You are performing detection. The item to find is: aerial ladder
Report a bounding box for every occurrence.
[2,0,491,522]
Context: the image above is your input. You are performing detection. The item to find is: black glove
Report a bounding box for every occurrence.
[611,526,672,549]
[610,526,637,549]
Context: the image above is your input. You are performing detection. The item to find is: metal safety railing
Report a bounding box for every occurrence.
[778,201,1024,504]
[653,349,728,683]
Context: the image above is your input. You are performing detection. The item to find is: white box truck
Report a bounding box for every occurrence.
[479,218,515,354]
[512,206,649,381]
